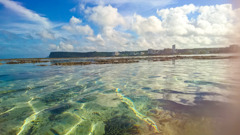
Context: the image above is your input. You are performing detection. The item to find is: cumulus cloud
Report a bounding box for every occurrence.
[39,30,55,40]
[78,5,134,51]
[69,16,82,24]
[76,4,239,52]
[155,4,239,48]
[196,4,236,36]
[101,27,132,46]
[0,0,58,41]
[132,15,163,35]
[62,16,93,36]
[84,0,174,6]
[82,27,134,52]
[157,4,197,36]
[78,0,175,15]
[63,4,240,52]
[49,42,74,51]
[156,4,237,37]
[86,5,125,28]
[3,1,240,58]
[86,34,105,46]
[0,0,50,28]
[124,4,240,50]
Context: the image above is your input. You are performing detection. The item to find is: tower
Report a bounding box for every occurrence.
[172,44,176,54]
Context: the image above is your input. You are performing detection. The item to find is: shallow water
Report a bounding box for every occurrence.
[0,58,239,135]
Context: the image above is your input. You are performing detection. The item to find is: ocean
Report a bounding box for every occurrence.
[0,57,239,135]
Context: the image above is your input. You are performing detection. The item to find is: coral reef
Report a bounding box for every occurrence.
[104,115,139,135]
[2,55,238,66]
[52,62,92,66]
[6,59,49,64]
[95,58,139,64]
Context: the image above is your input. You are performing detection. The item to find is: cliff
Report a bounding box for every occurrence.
[49,52,113,58]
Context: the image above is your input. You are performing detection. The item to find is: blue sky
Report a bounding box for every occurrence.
[0,0,239,58]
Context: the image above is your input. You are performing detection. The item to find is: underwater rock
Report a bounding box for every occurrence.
[104,115,139,135]
[96,93,121,107]
[103,89,115,94]
[41,87,82,103]
[83,102,108,111]
[0,86,46,97]
[148,76,161,78]
[0,106,33,135]
[92,122,105,135]
[142,87,151,90]
[47,104,72,114]
[50,128,60,135]
[41,93,69,103]
[77,95,97,103]
[92,112,101,116]
[0,88,32,96]
[46,112,79,135]
[37,64,48,66]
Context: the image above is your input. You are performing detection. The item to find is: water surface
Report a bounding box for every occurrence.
[0,58,238,135]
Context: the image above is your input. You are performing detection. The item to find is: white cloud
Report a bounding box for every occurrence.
[101,27,131,46]
[69,16,82,25]
[157,4,197,36]
[0,0,50,28]
[0,0,58,41]
[86,34,105,46]
[77,5,134,51]
[86,5,125,28]
[39,30,55,40]
[156,4,236,38]
[195,4,235,36]
[129,4,240,49]
[62,16,93,36]
[85,0,174,6]
[49,42,74,52]
[78,0,175,15]
[67,4,240,52]
[80,27,134,52]
[49,44,58,50]
[132,15,163,35]
[75,46,97,52]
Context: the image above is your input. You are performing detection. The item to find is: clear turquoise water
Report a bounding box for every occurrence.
[0,58,239,135]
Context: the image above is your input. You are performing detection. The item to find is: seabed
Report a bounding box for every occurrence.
[0,56,239,134]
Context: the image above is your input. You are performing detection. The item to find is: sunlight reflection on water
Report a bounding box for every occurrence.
[0,58,239,135]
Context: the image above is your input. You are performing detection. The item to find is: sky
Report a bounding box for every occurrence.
[0,0,239,58]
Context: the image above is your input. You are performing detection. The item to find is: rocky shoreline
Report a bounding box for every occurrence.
[0,55,238,66]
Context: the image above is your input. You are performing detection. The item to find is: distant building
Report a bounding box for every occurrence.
[148,49,162,55]
[148,45,176,55]
[147,45,239,56]
[162,48,172,55]
[49,45,239,58]
[114,52,120,56]
[172,44,176,54]
[148,49,154,55]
